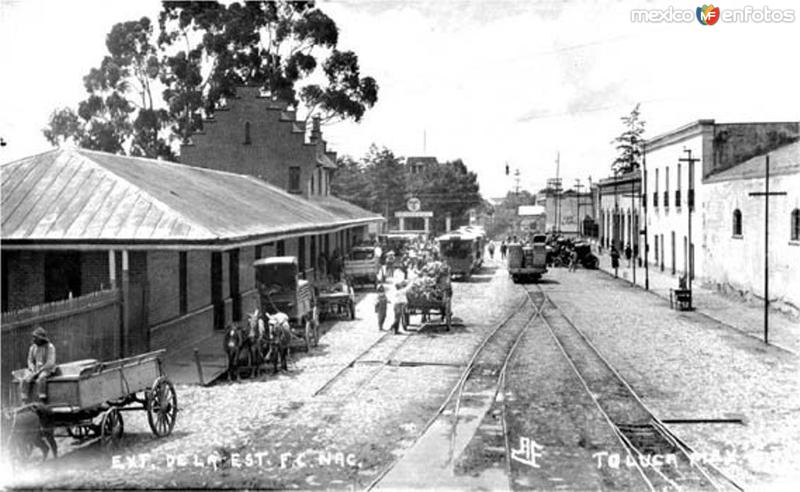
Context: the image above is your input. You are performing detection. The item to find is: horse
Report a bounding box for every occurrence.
[223,322,251,381]
[2,404,57,461]
[264,311,293,374]
[245,310,270,377]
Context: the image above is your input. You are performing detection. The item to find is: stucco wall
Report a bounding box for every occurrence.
[702,172,800,312]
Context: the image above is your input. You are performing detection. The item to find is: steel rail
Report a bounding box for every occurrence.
[533,284,743,491]
[530,284,659,491]
[366,294,531,490]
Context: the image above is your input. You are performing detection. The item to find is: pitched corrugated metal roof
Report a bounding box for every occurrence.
[705,141,800,182]
[1,148,381,245]
[310,194,381,222]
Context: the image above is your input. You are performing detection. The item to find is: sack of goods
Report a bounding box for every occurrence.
[407,261,451,303]
[419,261,450,280]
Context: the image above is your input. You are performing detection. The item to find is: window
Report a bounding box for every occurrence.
[654,168,659,207]
[289,167,301,193]
[732,209,743,237]
[664,166,669,208]
[675,190,681,208]
[792,209,800,241]
[244,121,251,145]
[664,190,669,208]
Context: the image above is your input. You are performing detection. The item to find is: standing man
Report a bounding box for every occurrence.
[624,243,632,267]
[488,240,496,260]
[375,285,388,331]
[569,248,579,272]
[390,281,408,334]
[22,326,56,403]
[611,247,621,278]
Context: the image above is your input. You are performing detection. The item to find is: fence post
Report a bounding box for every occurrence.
[194,348,204,385]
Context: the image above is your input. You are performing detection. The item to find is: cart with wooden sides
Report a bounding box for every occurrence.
[316,280,356,321]
[5,350,177,458]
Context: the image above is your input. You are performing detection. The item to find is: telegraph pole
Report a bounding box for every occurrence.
[642,142,649,290]
[575,179,584,236]
[678,148,700,307]
[748,154,787,345]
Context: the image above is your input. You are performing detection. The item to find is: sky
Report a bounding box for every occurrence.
[1,0,799,199]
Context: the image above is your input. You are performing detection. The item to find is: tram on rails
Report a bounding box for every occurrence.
[436,230,483,279]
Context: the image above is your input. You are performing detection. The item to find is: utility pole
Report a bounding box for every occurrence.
[630,173,636,285]
[748,154,787,345]
[575,178,584,236]
[678,148,700,308]
[642,142,649,290]
[556,152,561,234]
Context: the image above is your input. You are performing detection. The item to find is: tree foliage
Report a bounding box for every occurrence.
[407,159,482,230]
[331,148,484,233]
[611,103,645,174]
[43,1,378,160]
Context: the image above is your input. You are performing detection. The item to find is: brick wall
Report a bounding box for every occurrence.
[3,250,45,311]
[711,123,799,177]
[148,251,180,325]
[81,251,110,292]
[179,87,333,199]
[187,250,210,312]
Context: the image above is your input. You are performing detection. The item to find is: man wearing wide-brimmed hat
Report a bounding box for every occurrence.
[21,326,56,402]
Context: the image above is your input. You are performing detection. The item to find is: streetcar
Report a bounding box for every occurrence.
[436,231,483,279]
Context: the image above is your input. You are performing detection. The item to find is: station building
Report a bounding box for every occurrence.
[1,89,383,388]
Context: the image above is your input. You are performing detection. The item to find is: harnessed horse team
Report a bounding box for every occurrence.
[224,309,293,380]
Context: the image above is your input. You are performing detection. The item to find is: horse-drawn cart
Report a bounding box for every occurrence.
[316,281,356,321]
[5,350,177,459]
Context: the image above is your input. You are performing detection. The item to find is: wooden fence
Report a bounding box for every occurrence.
[1,288,121,406]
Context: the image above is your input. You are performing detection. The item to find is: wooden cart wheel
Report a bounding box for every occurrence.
[147,377,177,437]
[100,407,124,448]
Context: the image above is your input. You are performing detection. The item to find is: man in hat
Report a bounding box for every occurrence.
[22,326,56,402]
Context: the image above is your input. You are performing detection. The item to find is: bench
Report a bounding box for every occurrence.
[670,289,693,311]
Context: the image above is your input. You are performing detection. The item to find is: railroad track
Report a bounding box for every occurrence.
[529,284,743,492]
[367,295,534,490]
[312,330,405,398]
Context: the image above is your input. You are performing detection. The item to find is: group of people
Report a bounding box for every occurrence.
[374,281,409,334]
[372,237,443,335]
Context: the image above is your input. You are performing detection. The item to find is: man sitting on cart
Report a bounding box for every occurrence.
[20,326,56,403]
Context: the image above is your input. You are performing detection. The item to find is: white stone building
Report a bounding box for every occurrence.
[703,141,800,312]
[643,119,799,299]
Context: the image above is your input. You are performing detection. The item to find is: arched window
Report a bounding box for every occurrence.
[792,209,800,241]
[732,209,742,237]
[243,121,251,145]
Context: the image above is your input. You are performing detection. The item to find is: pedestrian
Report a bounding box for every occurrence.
[389,281,408,334]
[385,251,396,281]
[399,253,409,280]
[569,248,578,272]
[21,326,56,403]
[500,240,507,260]
[624,243,632,267]
[375,285,388,331]
[610,247,620,277]
[488,240,495,259]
